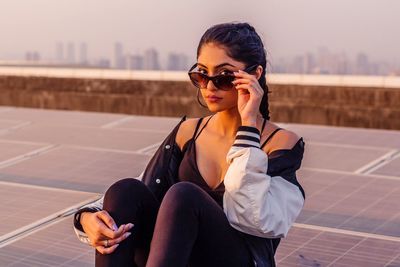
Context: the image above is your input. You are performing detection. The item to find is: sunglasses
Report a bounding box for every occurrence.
[188,64,259,91]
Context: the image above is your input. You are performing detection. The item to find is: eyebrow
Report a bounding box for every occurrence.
[197,62,236,70]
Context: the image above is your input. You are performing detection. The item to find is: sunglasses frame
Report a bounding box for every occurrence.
[188,63,259,91]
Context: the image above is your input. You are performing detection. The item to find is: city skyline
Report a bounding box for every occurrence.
[14,40,399,75]
[0,0,399,67]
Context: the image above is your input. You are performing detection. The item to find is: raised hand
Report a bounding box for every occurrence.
[232,68,264,127]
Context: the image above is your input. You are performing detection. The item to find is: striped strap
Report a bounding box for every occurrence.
[233,126,260,148]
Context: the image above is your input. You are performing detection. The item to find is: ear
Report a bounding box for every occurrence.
[255,65,263,80]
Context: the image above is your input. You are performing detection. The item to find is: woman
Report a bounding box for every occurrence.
[73,22,305,267]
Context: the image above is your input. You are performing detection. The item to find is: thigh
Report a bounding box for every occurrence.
[171,182,254,267]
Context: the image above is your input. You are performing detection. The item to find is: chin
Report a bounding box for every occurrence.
[205,102,235,113]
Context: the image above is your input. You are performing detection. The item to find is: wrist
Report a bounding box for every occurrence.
[80,212,91,225]
[241,121,257,127]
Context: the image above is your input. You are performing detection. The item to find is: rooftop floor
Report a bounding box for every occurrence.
[0,106,399,267]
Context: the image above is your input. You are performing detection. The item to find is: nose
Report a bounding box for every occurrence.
[206,78,218,91]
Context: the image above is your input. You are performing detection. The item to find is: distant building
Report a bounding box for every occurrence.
[25,51,41,62]
[56,42,64,63]
[356,53,370,75]
[66,42,75,64]
[114,42,126,69]
[167,52,189,70]
[144,48,160,70]
[79,43,88,65]
[93,58,111,68]
[128,54,144,70]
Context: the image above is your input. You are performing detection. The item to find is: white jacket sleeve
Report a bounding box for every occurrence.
[223,126,304,238]
[73,171,144,245]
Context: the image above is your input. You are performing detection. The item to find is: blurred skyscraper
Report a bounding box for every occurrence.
[167,52,189,70]
[114,42,126,69]
[128,54,144,70]
[144,48,160,70]
[56,42,64,63]
[79,43,88,65]
[66,42,75,64]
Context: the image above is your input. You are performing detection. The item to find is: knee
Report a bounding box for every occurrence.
[162,182,204,209]
[104,178,148,205]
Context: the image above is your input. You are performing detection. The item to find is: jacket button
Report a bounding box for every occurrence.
[156,179,161,184]
[165,145,171,149]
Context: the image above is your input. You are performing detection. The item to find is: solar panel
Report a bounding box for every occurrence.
[0,107,399,267]
[0,217,94,267]
[0,146,151,193]
[0,182,98,238]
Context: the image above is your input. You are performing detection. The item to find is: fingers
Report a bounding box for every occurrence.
[235,83,263,97]
[233,72,263,94]
[97,210,118,231]
[103,231,132,247]
[234,69,258,80]
[96,244,119,255]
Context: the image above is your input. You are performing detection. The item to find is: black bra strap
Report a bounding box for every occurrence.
[194,115,214,140]
[261,128,283,149]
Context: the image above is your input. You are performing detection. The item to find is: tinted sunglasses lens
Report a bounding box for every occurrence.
[189,73,208,88]
[214,75,235,90]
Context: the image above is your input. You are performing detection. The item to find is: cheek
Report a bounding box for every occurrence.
[224,90,238,103]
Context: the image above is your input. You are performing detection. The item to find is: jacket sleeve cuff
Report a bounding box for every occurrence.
[73,207,101,232]
[233,126,260,148]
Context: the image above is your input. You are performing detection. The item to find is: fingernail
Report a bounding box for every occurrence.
[113,224,118,231]
[129,223,134,228]
[115,244,119,247]
[125,232,132,238]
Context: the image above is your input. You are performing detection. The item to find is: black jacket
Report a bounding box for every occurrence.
[141,115,305,267]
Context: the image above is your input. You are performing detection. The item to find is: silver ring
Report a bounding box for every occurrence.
[105,239,109,247]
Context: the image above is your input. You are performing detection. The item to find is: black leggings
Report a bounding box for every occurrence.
[95,178,254,267]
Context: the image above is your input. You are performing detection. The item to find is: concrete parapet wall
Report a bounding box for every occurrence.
[0,67,399,130]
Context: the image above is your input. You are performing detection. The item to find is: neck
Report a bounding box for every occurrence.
[213,108,264,138]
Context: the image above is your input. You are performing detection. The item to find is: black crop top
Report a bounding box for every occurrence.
[177,115,287,207]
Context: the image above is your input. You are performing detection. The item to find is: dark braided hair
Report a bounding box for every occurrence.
[196,22,271,120]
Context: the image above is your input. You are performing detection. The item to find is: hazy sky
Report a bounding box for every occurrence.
[0,0,398,65]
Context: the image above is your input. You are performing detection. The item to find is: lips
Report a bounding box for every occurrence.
[206,95,222,100]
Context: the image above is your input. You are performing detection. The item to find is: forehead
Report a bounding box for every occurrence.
[197,43,244,69]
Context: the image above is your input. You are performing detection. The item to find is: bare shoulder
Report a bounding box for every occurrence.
[175,117,201,151]
[263,123,301,154]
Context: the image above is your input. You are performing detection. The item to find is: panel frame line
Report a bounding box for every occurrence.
[0,195,101,248]
[301,167,400,181]
[135,141,163,155]
[101,116,134,129]
[354,149,400,174]
[0,144,59,169]
[293,223,400,242]
[0,121,32,136]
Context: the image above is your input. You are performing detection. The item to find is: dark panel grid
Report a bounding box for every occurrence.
[0,141,46,163]
[0,124,167,152]
[286,123,400,150]
[372,156,400,177]
[301,143,391,172]
[0,146,151,193]
[0,217,94,267]
[0,183,97,237]
[0,108,127,127]
[296,169,400,237]
[0,120,27,131]
[276,227,400,267]
[114,115,181,132]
